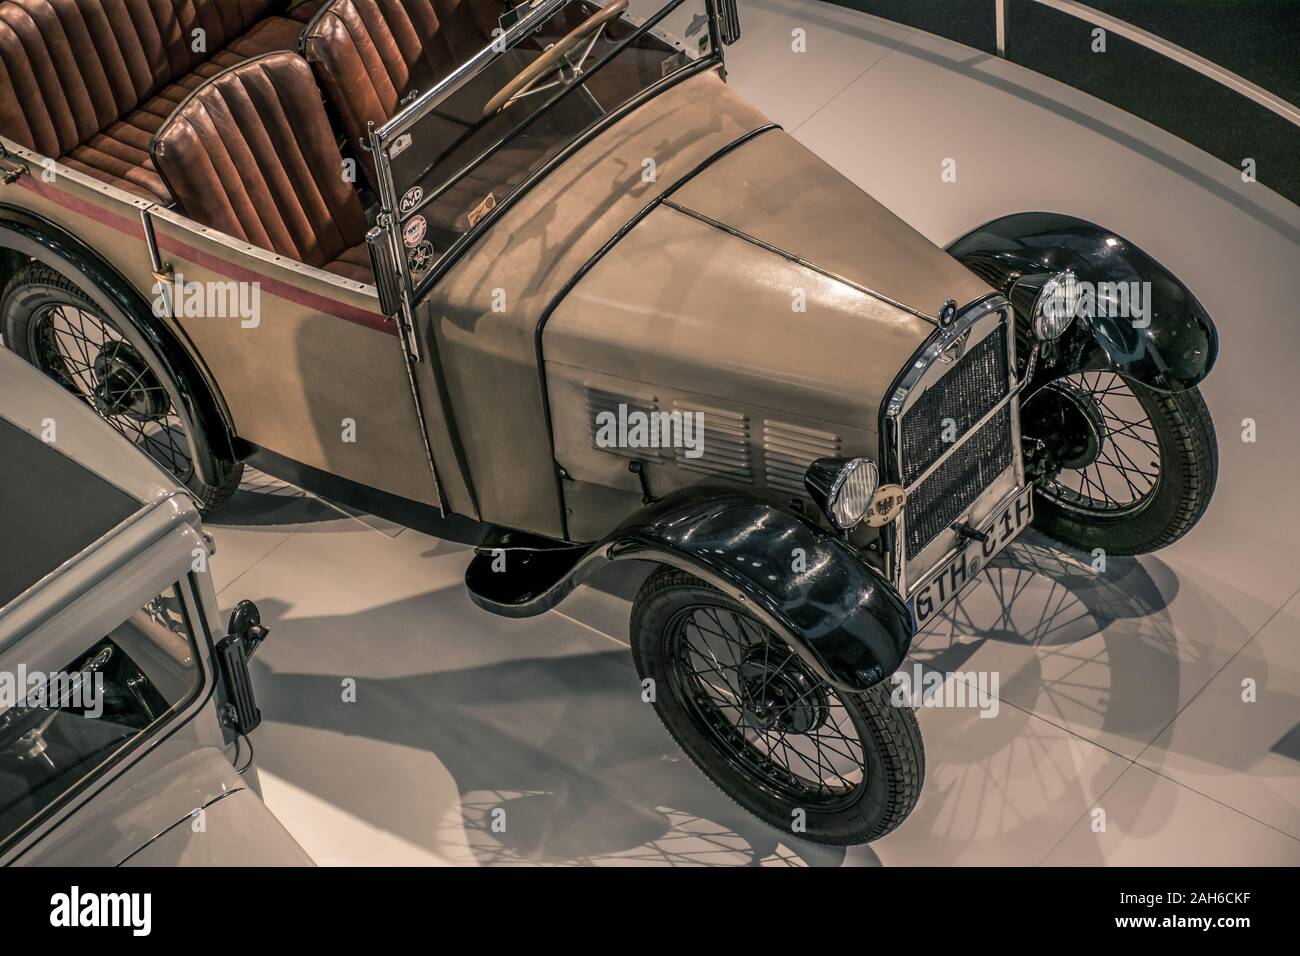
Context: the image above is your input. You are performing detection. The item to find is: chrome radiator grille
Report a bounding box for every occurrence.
[900,324,1012,555]
[904,408,1014,554]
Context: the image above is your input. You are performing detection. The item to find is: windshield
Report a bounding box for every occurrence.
[0,584,201,846]
[377,0,718,293]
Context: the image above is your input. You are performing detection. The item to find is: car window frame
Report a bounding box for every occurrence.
[0,569,216,862]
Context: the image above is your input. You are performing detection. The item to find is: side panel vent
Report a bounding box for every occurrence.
[586,386,664,460]
[672,401,752,482]
[763,420,842,496]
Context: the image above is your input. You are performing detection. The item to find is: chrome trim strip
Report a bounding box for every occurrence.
[146,203,379,295]
[0,136,154,211]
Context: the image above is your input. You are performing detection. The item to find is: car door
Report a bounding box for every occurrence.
[146,204,441,509]
[357,34,561,527]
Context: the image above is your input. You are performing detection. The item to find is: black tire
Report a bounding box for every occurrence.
[2,263,242,512]
[630,567,924,845]
[1032,373,1217,556]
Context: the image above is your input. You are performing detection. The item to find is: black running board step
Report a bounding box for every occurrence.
[464,538,593,619]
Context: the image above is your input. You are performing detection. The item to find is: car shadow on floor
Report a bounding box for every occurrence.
[915,531,1188,742]
[237,528,1218,865]
[204,470,345,530]
[247,643,872,866]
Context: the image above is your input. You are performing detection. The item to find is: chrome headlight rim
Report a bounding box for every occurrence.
[1032,269,1082,341]
[804,456,880,531]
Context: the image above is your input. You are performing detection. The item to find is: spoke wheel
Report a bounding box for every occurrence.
[3,264,242,511]
[631,568,924,845]
[30,302,196,483]
[1037,372,1162,516]
[667,603,866,810]
[1029,372,1217,555]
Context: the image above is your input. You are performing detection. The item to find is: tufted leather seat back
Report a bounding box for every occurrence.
[0,0,279,158]
[151,51,370,271]
[302,0,504,164]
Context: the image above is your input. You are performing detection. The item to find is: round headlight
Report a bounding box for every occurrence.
[804,457,880,530]
[1032,270,1082,341]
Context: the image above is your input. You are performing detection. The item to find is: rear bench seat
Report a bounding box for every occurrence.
[0,0,324,204]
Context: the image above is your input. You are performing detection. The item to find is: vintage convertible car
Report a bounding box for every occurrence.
[0,0,1218,843]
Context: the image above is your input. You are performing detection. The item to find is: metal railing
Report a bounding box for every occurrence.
[994,0,1300,129]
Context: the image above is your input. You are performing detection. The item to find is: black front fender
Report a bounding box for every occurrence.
[947,212,1217,393]
[464,488,914,692]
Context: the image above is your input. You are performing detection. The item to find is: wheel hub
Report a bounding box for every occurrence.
[738,645,829,734]
[91,341,168,422]
[1023,379,1107,472]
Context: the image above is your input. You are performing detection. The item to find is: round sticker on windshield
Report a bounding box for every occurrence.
[400,186,423,214]
[403,215,428,248]
[408,241,434,279]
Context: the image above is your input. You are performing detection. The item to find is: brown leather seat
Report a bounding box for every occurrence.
[151,51,373,282]
[301,0,504,169]
[0,0,325,204]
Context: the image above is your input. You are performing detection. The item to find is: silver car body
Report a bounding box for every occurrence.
[0,348,308,866]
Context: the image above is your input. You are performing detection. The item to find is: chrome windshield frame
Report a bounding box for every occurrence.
[373,0,572,151]
[366,0,726,313]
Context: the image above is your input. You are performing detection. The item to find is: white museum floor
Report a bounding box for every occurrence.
[206,0,1300,865]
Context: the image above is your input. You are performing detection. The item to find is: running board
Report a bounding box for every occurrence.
[464,531,593,618]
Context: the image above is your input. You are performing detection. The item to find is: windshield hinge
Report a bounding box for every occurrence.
[367,222,422,363]
[396,310,422,364]
[717,0,742,45]
[0,143,27,185]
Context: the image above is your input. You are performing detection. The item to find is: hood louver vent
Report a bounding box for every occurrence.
[585,385,664,459]
[763,421,842,496]
[672,401,752,482]
[585,387,844,498]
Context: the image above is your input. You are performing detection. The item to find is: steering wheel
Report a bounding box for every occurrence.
[483,0,629,117]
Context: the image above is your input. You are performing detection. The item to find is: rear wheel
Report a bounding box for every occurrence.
[1,264,241,512]
[630,567,924,845]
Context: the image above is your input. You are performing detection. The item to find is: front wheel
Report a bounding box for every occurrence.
[1026,371,1217,555]
[630,568,924,845]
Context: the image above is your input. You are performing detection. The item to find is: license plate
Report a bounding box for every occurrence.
[908,486,1034,631]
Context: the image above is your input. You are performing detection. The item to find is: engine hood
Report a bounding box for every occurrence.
[669,130,995,322]
[544,130,994,435]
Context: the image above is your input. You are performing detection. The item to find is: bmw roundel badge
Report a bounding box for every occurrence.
[938,299,958,328]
